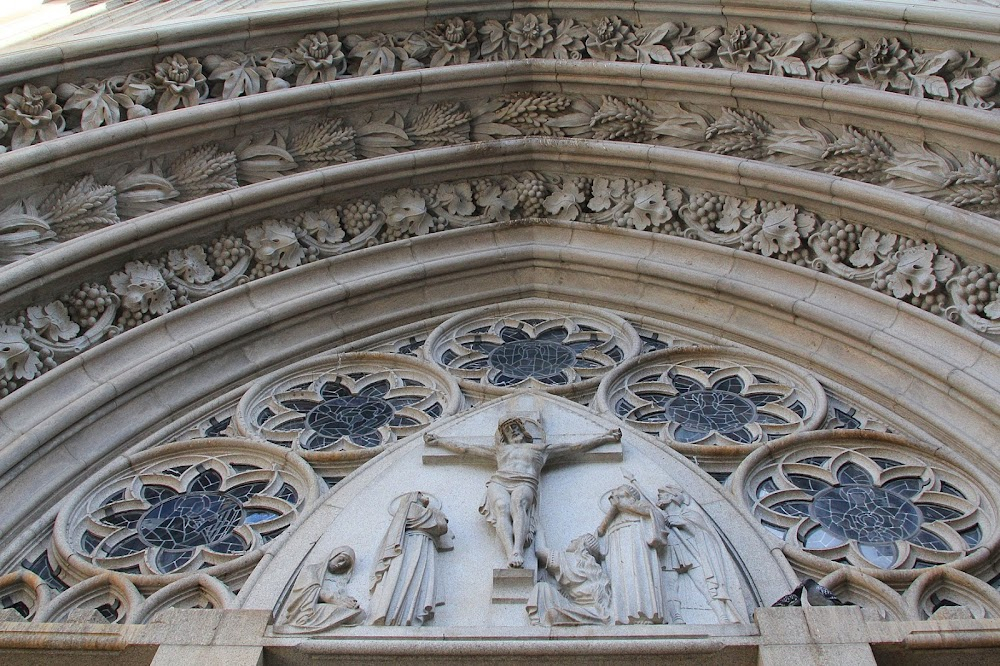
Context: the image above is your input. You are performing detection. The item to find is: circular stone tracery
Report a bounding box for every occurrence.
[137,492,244,550]
[811,485,921,545]
[425,299,641,397]
[664,390,757,434]
[487,340,576,380]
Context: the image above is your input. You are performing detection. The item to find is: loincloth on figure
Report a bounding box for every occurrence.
[479,473,539,531]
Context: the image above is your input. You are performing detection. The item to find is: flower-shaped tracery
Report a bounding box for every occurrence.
[236,353,459,457]
[426,302,640,396]
[78,460,302,576]
[746,440,988,571]
[598,348,824,449]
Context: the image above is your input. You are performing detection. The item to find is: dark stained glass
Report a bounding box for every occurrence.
[664,390,757,434]
[304,395,395,449]
[487,340,576,381]
[811,485,921,545]
[137,492,244,550]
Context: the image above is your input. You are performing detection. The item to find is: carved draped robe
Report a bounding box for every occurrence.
[369,493,451,626]
[275,559,362,633]
[602,499,665,625]
[527,548,611,626]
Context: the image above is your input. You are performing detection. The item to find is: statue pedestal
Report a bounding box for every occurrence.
[491,567,536,604]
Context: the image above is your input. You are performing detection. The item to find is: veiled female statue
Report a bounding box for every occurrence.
[274,545,364,633]
[368,491,454,627]
[596,483,666,624]
[655,484,747,624]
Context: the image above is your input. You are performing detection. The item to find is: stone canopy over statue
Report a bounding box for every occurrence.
[425,416,621,567]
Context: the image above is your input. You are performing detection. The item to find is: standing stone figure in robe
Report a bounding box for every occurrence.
[596,483,666,625]
[527,531,611,626]
[275,545,364,633]
[655,484,745,624]
[368,491,454,626]
[425,418,621,568]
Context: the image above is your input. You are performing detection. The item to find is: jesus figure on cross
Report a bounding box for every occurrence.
[425,417,621,568]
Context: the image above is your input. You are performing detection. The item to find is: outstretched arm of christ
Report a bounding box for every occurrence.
[423,433,494,458]
[548,428,622,458]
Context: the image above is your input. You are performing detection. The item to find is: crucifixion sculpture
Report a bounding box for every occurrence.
[425,416,620,567]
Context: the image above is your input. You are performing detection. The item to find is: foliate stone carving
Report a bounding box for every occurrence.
[6,12,1000,152]
[527,532,611,626]
[597,347,826,454]
[368,491,453,627]
[54,438,319,582]
[425,412,620,568]
[5,169,999,400]
[235,353,459,465]
[275,546,364,633]
[425,301,641,398]
[732,431,996,578]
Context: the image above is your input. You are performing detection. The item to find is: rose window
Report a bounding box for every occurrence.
[597,347,824,449]
[236,353,458,455]
[57,439,318,578]
[737,434,991,572]
[426,300,640,396]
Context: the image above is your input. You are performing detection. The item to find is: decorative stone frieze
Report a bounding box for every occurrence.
[3,170,994,400]
[4,13,1000,153]
[9,92,1000,264]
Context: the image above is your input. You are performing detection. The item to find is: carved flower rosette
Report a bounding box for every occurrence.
[424,299,641,399]
[595,346,825,457]
[731,431,999,583]
[52,438,320,586]
[234,352,461,466]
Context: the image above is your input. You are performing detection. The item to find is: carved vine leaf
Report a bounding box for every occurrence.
[109,261,173,315]
[752,206,816,257]
[626,183,680,231]
[883,244,955,298]
[300,209,345,244]
[380,189,432,236]
[849,228,897,268]
[0,325,42,381]
[245,220,305,268]
[717,197,758,233]
[167,246,214,285]
[542,182,584,220]
[26,301,80,342]
[435,182,476,216]
[475,184,518,222]
[589,177,627,212]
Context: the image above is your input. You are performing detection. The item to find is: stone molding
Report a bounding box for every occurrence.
[1,142,998,399]
[0,225,994,553]
[4,3,1000,155]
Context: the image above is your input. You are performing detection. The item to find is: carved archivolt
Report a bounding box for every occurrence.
[4,12,1000,155]
[234,352,461,466]
[732,430,999,582]
[5,169,993,400]
[596,346,826,457]
[51,438,321,585]
[423,299,641,399]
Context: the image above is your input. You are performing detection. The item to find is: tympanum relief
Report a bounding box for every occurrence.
[269,392,761,633]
